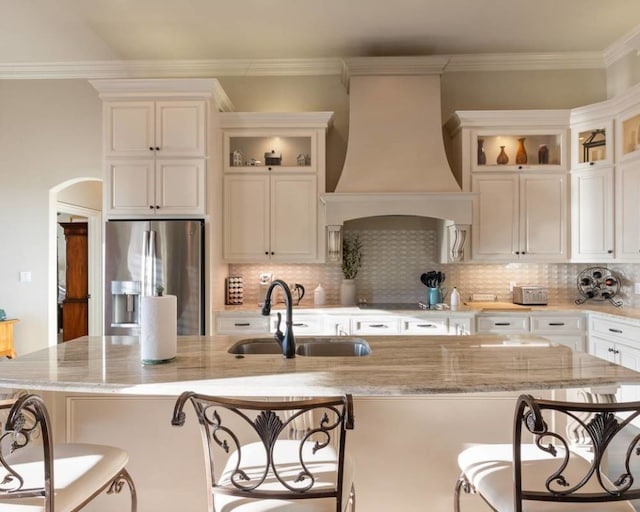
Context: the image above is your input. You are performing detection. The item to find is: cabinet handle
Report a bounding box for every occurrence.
[234,322,250,327]
[416,324,436,328]
[495,322,511,326]
[369,324,388,328]
[293,323,308,327]
[609,328,623,334]
[548,322,565,326]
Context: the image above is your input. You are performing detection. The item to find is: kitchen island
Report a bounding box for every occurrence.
[1,334,639,512]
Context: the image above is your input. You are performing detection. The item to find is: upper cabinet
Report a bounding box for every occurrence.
[446,110,570,262]
[91,79,231,218]
[105,101,206,158]
[220,112,333,263]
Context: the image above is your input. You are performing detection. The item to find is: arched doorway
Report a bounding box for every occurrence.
[50,179,102,345]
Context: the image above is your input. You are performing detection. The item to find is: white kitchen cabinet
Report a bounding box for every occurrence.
[106,159,205,216]
[570,167,614,261]
[615,155,640,261]
[531,314,585,352]
[91,79,227,219]
[104,100,206,158]
[223,173,318,262]
[215,314,270,335]
[476,315,530,334]
[472,173,567,261]
[221,112,333,263]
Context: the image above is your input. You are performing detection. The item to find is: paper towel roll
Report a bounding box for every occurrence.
[140,295,177,364]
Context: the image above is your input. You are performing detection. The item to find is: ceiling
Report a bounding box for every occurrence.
[2,0,640,65]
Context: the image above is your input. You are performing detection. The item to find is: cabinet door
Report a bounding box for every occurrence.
[270,175,318,262]
[104,102,155,158]
[106,159,155,215]
[616,160,640,261]
[570,167,614,261]
[155,159,205,215]
[223,174,270,262]
[155,101,206,157]
[471,174,519,260]
[519,174,567,260]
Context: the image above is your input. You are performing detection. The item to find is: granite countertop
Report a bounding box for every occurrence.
[0,334,638,397]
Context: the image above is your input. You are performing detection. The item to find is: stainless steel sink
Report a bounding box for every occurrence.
[228,337,371,357]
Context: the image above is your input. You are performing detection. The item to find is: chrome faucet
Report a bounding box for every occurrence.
[261,279,296,358]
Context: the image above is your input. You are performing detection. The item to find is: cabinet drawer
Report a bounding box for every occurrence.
[591,316,640,343]
[476,315,530,333]
[216,316,270,335]
[272,315,324,335]
[531,315,584,333]
[401,317,449,335]
[351,318,401,335]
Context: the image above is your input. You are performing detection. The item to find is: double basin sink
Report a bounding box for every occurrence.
[228,336,371,357]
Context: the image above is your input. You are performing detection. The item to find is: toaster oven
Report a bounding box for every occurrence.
[513,285,548,305]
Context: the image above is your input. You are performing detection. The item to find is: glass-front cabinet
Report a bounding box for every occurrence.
[570,119,613,170]
[472,129,566,172]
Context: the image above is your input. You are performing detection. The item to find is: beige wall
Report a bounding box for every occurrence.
[0,67,614,354]
[0,79,102,354]
[57,180,102,210]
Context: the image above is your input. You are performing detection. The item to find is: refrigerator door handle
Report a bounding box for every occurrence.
[149,229,157,295]
[142,230,151,296]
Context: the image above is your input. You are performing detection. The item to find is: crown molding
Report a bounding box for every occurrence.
[0,52,609,80]
[445,52,604,72]
[604,24,640,67]
[219,111,334,129]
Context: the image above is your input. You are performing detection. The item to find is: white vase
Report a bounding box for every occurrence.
[340,279,357,306]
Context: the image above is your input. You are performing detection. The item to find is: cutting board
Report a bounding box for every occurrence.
[464,301,532,312]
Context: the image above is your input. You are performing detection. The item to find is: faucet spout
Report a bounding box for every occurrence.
[261,279,296,358]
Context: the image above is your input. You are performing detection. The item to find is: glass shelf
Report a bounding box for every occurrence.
[474,133,563,170]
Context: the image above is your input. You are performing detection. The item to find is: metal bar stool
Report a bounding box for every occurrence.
[172,392,355,511]
[0,393,137,511]
[454,394,640,512]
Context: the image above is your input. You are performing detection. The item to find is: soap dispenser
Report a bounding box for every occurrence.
[314,283,325,306]
[450,287,460,307]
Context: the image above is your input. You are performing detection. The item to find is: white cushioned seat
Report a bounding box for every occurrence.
[458,443,635,512]
[214,440,354,512]
[0,443,129,512]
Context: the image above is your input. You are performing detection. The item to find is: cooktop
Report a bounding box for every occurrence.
[357,302,428,310]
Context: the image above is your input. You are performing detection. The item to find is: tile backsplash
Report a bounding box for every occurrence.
[229,229,640,307]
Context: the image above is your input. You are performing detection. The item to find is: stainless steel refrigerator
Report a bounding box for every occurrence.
[104,220,204,335]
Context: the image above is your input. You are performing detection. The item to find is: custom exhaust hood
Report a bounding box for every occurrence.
[320,56,475,261]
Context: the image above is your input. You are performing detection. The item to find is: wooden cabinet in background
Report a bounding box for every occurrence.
[0,319,18,358]
[61,222,88,342]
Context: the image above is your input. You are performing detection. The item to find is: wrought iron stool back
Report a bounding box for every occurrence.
[455,394,640,512]
[172,393,355,511]
[0,393,136,511]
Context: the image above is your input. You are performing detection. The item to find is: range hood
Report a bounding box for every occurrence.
[321,56,475,227]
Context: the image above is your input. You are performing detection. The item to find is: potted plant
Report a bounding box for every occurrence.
[340,235,362,305]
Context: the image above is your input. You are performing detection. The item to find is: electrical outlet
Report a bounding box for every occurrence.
[509,281,516,292]
[634,283,640,295]
[19,271,31,282]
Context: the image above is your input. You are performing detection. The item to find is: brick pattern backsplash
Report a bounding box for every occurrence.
[229,229,640,307]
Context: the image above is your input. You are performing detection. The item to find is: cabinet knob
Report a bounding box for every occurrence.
[590,161,595,166]
[515,251,520,255]
[521,251,526,255]
[270,251,274,255]
[149,205,154,209]
[264,251,269,255]
[149,147,154,151]
[608,250,613,254]
[268,167,272,171]
[155,146,160,151]
[518,165,523,170]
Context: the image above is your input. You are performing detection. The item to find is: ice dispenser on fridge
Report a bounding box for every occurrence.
[111,280,141,327]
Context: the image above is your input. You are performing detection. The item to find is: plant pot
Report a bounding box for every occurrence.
[340,279,357,306]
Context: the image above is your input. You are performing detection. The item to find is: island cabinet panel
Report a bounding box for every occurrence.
[58,392,550,512]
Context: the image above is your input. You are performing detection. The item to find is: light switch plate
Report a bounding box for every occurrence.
[19,271,32,282]
[635,283,640,295]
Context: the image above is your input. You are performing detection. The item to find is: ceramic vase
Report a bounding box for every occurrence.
[477,139,486,165]
[497,146,509,165]
[538,144,549,164]
[339,279,357,306]
[515,137,527,165]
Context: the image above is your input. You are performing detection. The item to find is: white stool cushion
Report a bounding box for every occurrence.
[214,440,354,512]
[0,443,129,512]
[458,443,635,512]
